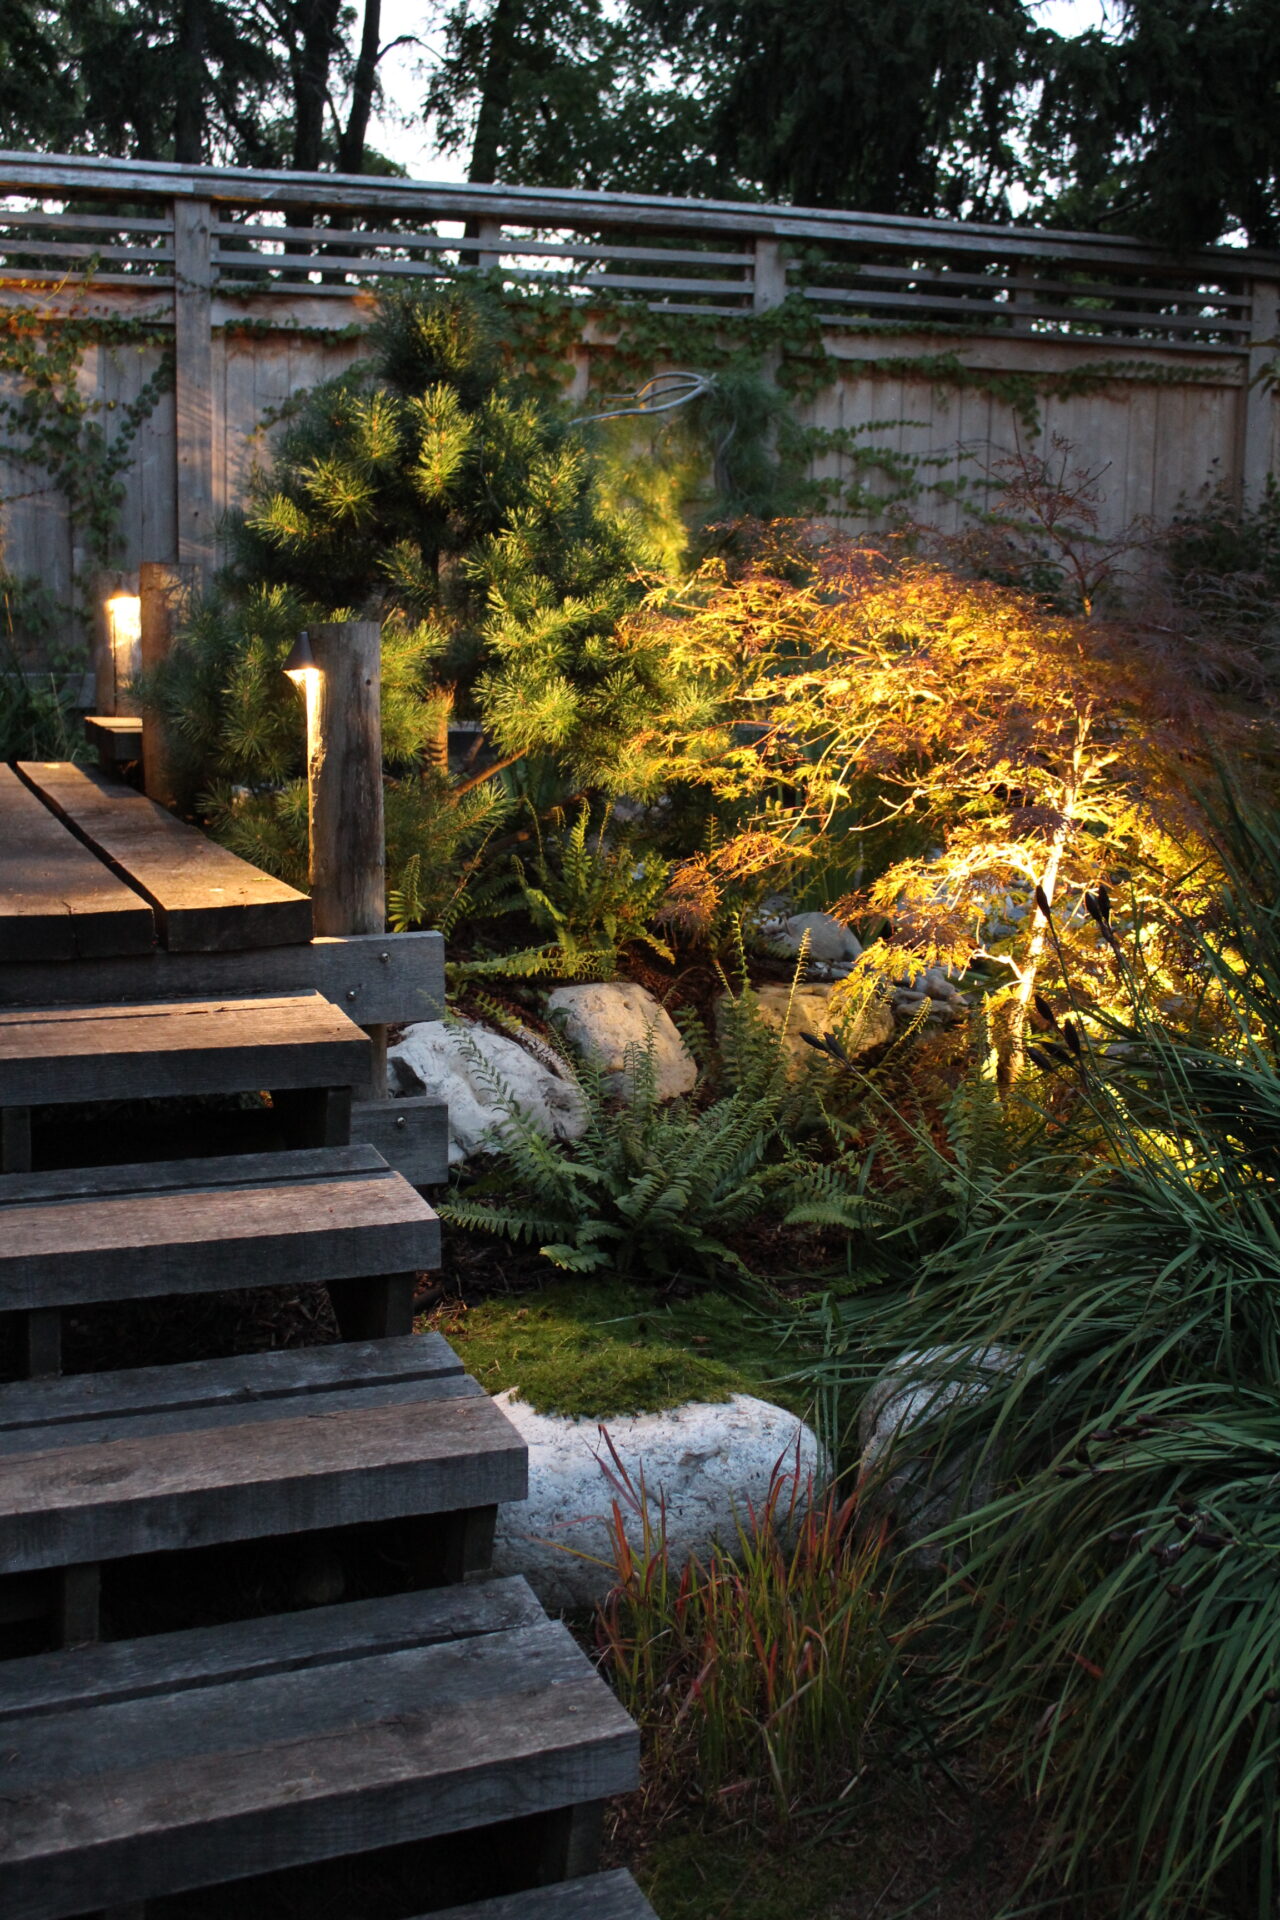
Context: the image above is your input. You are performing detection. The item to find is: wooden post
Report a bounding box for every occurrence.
[89,568,131,714]
[1240,277,1280,508]
[306,620,384,936]
[753,237,787,312]
[139,561,197,809]
[173,197,215,578]
[305,620,387,1097]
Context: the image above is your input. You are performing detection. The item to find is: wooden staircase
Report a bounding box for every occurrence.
[0,775,651,1918]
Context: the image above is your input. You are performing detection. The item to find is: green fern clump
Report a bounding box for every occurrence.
[440,1017,809,1283]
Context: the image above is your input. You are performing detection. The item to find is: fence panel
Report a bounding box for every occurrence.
[0,149,1273,664]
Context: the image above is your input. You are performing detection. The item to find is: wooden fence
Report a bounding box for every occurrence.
[0,148,1277,665]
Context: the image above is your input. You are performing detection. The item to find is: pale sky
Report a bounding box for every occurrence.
[366,0,1112,187]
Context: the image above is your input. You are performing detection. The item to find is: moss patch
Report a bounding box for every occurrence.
[422,1277,810,1421]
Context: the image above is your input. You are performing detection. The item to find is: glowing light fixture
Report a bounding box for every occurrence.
[105,589,142,701]
[283,629,317,685]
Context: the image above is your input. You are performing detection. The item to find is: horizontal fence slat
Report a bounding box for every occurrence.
[814,261,1251,306]
[0,240,174,264]
[0,208,174,235]
[216,223,756,268]
[801,283,1251,334]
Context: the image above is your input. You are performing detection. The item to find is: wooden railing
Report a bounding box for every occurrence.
[0,150,1277,602]
[0,148,1274,346]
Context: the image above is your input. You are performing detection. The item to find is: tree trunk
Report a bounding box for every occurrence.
[290,0,343,172]
[468,0,521,184]
[173,0,208,163]
[338,0,382,175]
[1000,713,1091,1095]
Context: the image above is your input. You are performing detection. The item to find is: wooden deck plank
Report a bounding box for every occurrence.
[0,928,447,1024]
[0,1575,546,1721]
[0,764,154,962]
[0,1157,439,1309]
[0,1386,528,1572]
[16,760,312,951]
[0,1610,637,1920]
[0,1332,463,1431]
[429,1871,658,1920]
[0,990,369,1105]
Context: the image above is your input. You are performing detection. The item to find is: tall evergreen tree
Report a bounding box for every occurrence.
[425,0,728,196]
[1029,0,1280,247]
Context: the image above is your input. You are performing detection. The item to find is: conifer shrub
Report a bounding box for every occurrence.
[142,282,702,911]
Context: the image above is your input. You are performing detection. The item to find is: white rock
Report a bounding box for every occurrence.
[777,910,863,964]
[859,1344,1022,1561]
[388,1019,585,1165]
[491,1391,825,1610]
[746,982,894,1067]
[546,981,696,1100]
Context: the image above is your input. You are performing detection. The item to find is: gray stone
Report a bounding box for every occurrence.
[546,981,697,1101]
[777,910,863,964]
[858,1344,1022,1562]
[388,1018,585,1165]
[491,1391,825,1610]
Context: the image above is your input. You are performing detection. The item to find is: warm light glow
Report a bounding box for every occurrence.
[282,630,318,688]
[106,590,141,660]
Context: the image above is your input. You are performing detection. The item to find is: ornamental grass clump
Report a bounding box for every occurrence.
[594,1438,891,1826]
[796,787,1280,1915]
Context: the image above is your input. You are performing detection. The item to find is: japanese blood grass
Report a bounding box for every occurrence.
[593,1434,892,1827]
[790,798,1280,1915]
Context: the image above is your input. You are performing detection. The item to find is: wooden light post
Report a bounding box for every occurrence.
[287,620,388,1096]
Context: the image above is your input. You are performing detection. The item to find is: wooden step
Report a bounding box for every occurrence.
[16,759,312,952]
[0,1336,526,1645]
[430,1870,658,1919]
[0,1577,638,1920]
[0,765,153,964]
[0,1144,440,1374]
[0,990,368,1109]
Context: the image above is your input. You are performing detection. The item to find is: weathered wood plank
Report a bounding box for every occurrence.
[0,990,368,1106]
[350,1094,449,1186]
[0,1370,480,1458]
[0,1330,462,1431]
[0,1609,637,1920]
[0,1574,545,1720]
[429,1870,658,1920]
[0,1385,528,1571]
[0,765,154,962]
[0,928,446,1022]
[15,761,312,951]
[0,1152,440,1310]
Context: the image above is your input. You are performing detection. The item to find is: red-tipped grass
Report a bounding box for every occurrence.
[593,1432,892,1826]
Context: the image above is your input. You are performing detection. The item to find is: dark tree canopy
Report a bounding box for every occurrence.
[1029,0,1280,248]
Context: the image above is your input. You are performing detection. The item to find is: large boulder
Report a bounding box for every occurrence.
[546,981,697,1101]
[388,1019,584,1165]
[491,1391,825,1610]
[750,982,894,1067]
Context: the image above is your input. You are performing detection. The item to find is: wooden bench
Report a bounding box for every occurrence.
[0,989,370,1173]
[0,1576,638,1920]
[0,1143,440,1376]
[430,1871,659,1919]
[0,1334,526,1648]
